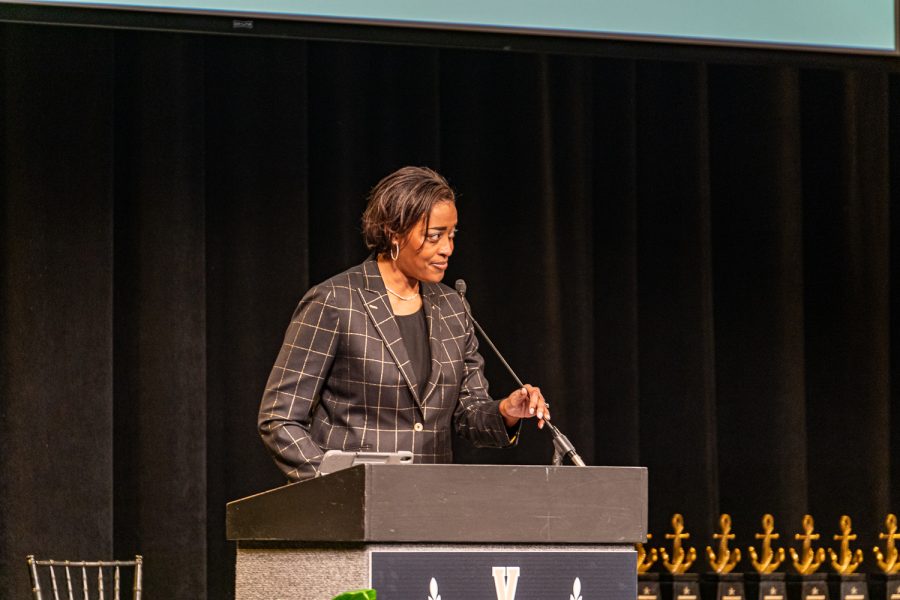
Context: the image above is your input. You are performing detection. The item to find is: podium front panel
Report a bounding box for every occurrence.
[235,543,636,600]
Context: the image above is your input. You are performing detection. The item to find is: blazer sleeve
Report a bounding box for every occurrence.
[451,313,521,448]
[258,284,340,481]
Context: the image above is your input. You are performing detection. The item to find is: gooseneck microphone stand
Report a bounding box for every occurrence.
[454,280,586,467]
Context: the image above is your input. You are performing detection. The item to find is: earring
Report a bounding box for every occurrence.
[390,242,399,261]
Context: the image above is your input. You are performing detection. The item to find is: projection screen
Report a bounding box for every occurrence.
[1,0,897,54]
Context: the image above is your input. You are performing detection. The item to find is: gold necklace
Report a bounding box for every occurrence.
[384,283,419,301]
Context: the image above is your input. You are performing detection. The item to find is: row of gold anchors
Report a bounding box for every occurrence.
[637,513,900,576]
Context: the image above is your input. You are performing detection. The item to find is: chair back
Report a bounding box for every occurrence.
[26,555,142,600]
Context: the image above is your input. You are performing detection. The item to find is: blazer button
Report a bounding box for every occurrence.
[413,423,424,432]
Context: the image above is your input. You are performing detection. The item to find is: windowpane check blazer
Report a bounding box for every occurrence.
[259,258,518,482]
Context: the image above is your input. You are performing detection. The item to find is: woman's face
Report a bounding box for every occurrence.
[395,200,457,283]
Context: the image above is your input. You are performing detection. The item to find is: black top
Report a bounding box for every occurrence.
[395,307,430,399]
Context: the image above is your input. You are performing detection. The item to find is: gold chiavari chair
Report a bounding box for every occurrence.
[26,555,142,600]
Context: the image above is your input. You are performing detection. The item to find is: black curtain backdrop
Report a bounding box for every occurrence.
[1,23,897,599]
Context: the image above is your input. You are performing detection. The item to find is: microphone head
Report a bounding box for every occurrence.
[454,279,467,297]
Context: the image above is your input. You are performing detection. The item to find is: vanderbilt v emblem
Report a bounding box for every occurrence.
[492,566,521,600]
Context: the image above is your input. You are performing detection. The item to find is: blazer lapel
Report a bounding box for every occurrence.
[420,283,445,404]
[358,260,422,408]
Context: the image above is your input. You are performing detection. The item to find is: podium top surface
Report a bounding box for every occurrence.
[227,464,647,544]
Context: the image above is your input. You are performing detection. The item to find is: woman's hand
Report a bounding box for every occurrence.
[499,384,550,429]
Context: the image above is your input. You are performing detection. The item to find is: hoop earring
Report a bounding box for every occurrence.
[390,242,399,261]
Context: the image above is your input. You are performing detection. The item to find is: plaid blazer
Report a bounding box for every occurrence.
[259,258,517,481]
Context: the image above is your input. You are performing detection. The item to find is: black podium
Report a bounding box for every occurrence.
[227,464,647,599]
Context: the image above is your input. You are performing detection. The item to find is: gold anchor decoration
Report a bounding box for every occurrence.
[638,533,659,574]
[661,513,697,574]
[828,515,864,574]
[874,514,900,574]
[790,514,826,575]
[706,514,741,574]
[749,514,786,574]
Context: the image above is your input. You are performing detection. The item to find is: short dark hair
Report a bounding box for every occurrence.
[361,166,456,255]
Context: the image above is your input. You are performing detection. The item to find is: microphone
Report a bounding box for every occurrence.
[455,279,467,297]
[454,279,586,467]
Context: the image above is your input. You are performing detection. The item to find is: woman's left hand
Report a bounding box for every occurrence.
[499,384,550,429]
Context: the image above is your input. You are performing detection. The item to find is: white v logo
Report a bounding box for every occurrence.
[492,566,520,600]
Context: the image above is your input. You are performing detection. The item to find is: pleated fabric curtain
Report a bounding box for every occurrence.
[1,20,119,588]
[1,22,897,599]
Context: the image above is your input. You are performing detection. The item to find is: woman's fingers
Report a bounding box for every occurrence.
[538,405,551,428]
[504,384,550,424]
[522,384,549,421]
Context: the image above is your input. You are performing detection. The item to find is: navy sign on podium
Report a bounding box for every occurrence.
[370,550,635,600]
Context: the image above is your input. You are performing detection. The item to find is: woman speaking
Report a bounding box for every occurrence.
[258,166,549,482]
